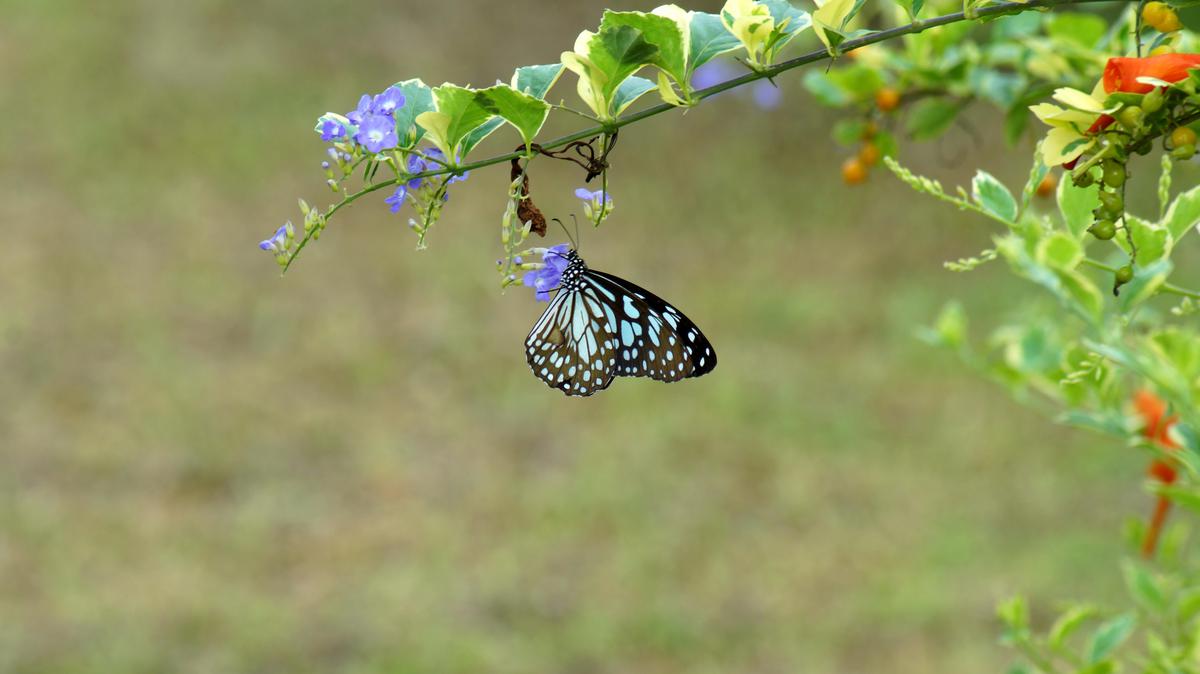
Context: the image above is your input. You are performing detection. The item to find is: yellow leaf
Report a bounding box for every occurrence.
[414,111,453,158]
[1041,127,1095,166]
[1051,87,1114,114]
[721,0,774,64]
[656,70,686,106]
[813,0,857,54]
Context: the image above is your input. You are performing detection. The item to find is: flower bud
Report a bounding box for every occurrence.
[1143,87,1165,113]
[1117,105,1144,129]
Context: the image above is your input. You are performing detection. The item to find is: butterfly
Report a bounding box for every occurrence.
[525,248,716,396]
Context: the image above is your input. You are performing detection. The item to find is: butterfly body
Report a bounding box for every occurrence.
[525,249,716,397]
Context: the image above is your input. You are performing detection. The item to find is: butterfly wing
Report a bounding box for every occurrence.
[584,269,717,382]
[524,286,620,397]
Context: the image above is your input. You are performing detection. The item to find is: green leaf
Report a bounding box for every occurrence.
[1045,12,1107,47]
[826,64,884,100]
[603,11,687,86]
[688,11,741,71]
[970,69,1026,108]
[513,63,564,99]
[1048,604,1097,649]
[1122,560,1167,612]
[1057,179,1100,239]
[391,79,436,149]
[1004,105,1030,146]
[1161,184,1200,246]
[972,170,1018,222]
[460,64,563,157]
[591,20,660,104]
[1087,613,1136,663]
[415,84,494,159]
[474,85,550,149]
[926,303,964,347]
[1055,268,1104,324]
[906,99,961,140]
[832,119,867,146]
[761,0,813,44]
[895,0,924,20]
[1114,216,1171,266]
[803,70,850,106]
[1037,231,1083,269]
[997,595,1030,632]
[612,76,657,116]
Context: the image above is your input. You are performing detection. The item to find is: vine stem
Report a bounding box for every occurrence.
[284,0,1133,273]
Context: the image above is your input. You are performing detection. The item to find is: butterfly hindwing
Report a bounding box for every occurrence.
[585,270,716,382]
[524,250,716,397]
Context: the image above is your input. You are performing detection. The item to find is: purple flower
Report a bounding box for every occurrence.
[385,185,408,213]
[522,243,571,302]
[315,114,349,142]
[575,187,613,208]
[405,149,469,189]
[691,60,739,90]
[751,81,783,109]
[258,222,293,254]
[346,94,373,125]
[356,114,398,153]
[372,86,406,116]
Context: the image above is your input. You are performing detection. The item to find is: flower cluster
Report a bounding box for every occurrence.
[258,221,296,266]
[384,148,470,215]
[521,243,570,302]
[314,85,407,154]
[575,187,614,225]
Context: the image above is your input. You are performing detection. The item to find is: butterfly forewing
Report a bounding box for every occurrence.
[525,250,716,397]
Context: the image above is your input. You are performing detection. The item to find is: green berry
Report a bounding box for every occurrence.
[1103,161,1127,188]
[1172,143,1196,160]
[1117,106,1144,129]
[1073,170,1095,188]
[1116,265,1135,284]
[1089,220,1117,240]
[1098,190,1124,215]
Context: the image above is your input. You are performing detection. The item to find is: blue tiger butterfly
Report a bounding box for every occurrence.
[525,248,717,396]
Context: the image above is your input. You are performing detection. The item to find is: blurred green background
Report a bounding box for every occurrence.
[0,1,1152,672]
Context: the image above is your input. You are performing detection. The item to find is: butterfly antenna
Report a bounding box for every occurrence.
[570,214,581,251]
[551,217,577,249]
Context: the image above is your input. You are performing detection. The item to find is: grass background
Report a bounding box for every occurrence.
[0,1,1157,672]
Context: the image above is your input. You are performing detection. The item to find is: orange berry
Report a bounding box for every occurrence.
[1144,1,1183,32]
[841,157,868,185]
[875,87,901,112]
[1143,2,1167,23]
[1035,172,1057,197]
[858,142,880,166]
[1171,125,1197,148]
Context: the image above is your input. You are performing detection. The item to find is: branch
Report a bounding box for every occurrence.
[284,0,1134,272]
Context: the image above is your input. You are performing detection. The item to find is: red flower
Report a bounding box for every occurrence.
[1133,389,1179,450]
[1133,389,1181,558]
[1104,53,1200,94]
